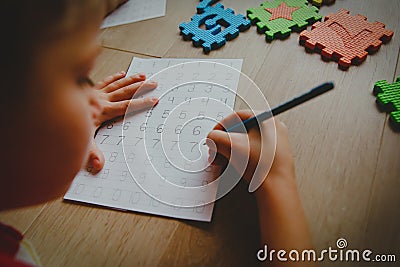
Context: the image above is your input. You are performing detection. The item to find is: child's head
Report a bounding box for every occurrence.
[0,1,105,210]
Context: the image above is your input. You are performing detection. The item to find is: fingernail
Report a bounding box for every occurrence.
[120,71,126,75]
[205,138,212,147]
[152,97,159,105]
[93,159,100,168]
[138,73,146,77]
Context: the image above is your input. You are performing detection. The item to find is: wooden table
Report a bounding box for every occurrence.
[1,0,399,266]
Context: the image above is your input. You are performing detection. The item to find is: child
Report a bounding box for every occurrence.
[0,1,314,266]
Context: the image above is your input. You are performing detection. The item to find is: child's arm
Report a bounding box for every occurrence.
[207,110,316,266]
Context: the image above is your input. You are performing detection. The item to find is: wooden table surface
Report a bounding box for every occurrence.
[1,0,399,266]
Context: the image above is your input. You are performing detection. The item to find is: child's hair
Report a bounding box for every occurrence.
[0,0,104,108]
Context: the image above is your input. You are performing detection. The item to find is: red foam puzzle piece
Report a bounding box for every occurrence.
[299,9,394,70]
[265,2,300,21]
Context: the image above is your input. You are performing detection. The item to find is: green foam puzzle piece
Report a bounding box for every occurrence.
[373,77,400,131]
[247,0,322,42]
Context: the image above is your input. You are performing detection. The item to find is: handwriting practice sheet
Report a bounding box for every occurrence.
[64,58,243,221]
[101,0,167,29]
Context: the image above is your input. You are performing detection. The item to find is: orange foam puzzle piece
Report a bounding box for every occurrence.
[299,9,393,70]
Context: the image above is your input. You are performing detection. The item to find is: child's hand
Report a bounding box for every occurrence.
[87,71,158,173]
[206,110,295,195]
[208,111,315,264]
[209,111,315,262]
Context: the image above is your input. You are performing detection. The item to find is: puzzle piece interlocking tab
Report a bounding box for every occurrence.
[196,0,219,14]
[299,9,394,70]
[179,2,250,53]
[309,0,335,7]
[373,77,400,132]
[247,0,322,42]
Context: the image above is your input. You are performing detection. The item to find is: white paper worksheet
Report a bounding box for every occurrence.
[64,58,243,221]
[101,0,167,29]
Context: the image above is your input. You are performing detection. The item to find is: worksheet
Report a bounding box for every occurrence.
[64,58,242,221]
[101,0,167,29]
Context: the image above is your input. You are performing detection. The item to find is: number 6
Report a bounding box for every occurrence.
[193,126,201,135]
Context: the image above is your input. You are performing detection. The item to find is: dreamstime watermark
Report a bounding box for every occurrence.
[257,238,397,263]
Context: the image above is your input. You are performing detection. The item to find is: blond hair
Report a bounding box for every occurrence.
[0,0,105,106]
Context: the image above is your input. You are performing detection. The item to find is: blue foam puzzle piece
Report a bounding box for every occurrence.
[179,3,251,53]
[197,0,219,14]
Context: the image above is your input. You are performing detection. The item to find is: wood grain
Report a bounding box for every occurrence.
[362,50,400,266]
[1,1,399,266]
[0,205,45,235]
[99,0,196,57]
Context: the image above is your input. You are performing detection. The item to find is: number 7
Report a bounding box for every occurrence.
[100,134,110,144]
[152,138,161,148]
[116,135,125,145]
[171,140,178,150]
[190,141,199,152]
[135,137,143,146]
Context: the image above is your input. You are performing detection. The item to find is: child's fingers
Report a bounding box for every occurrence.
[107,97,159,119]
[213,110,256,131]
[108,81,157,102]
[86,139,105,173]
[95,71,127,90]
[101,73,146,93]
[206,130,232,160]
[210,153,228,167]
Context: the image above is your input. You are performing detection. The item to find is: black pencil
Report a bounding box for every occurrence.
[225,82,335,133]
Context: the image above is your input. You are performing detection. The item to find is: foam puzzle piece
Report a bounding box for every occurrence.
[309,0,335,7]
[299,9,394,70]
[247,0,322,42]
[373,77,400,132]
[197,0,219,14]
[179,3,251,53]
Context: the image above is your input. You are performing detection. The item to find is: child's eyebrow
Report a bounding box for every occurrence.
[77,76,95,87]
[84,77,95,87]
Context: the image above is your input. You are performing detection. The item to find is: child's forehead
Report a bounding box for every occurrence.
[42,27,100,72]
[23,3,103,71]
